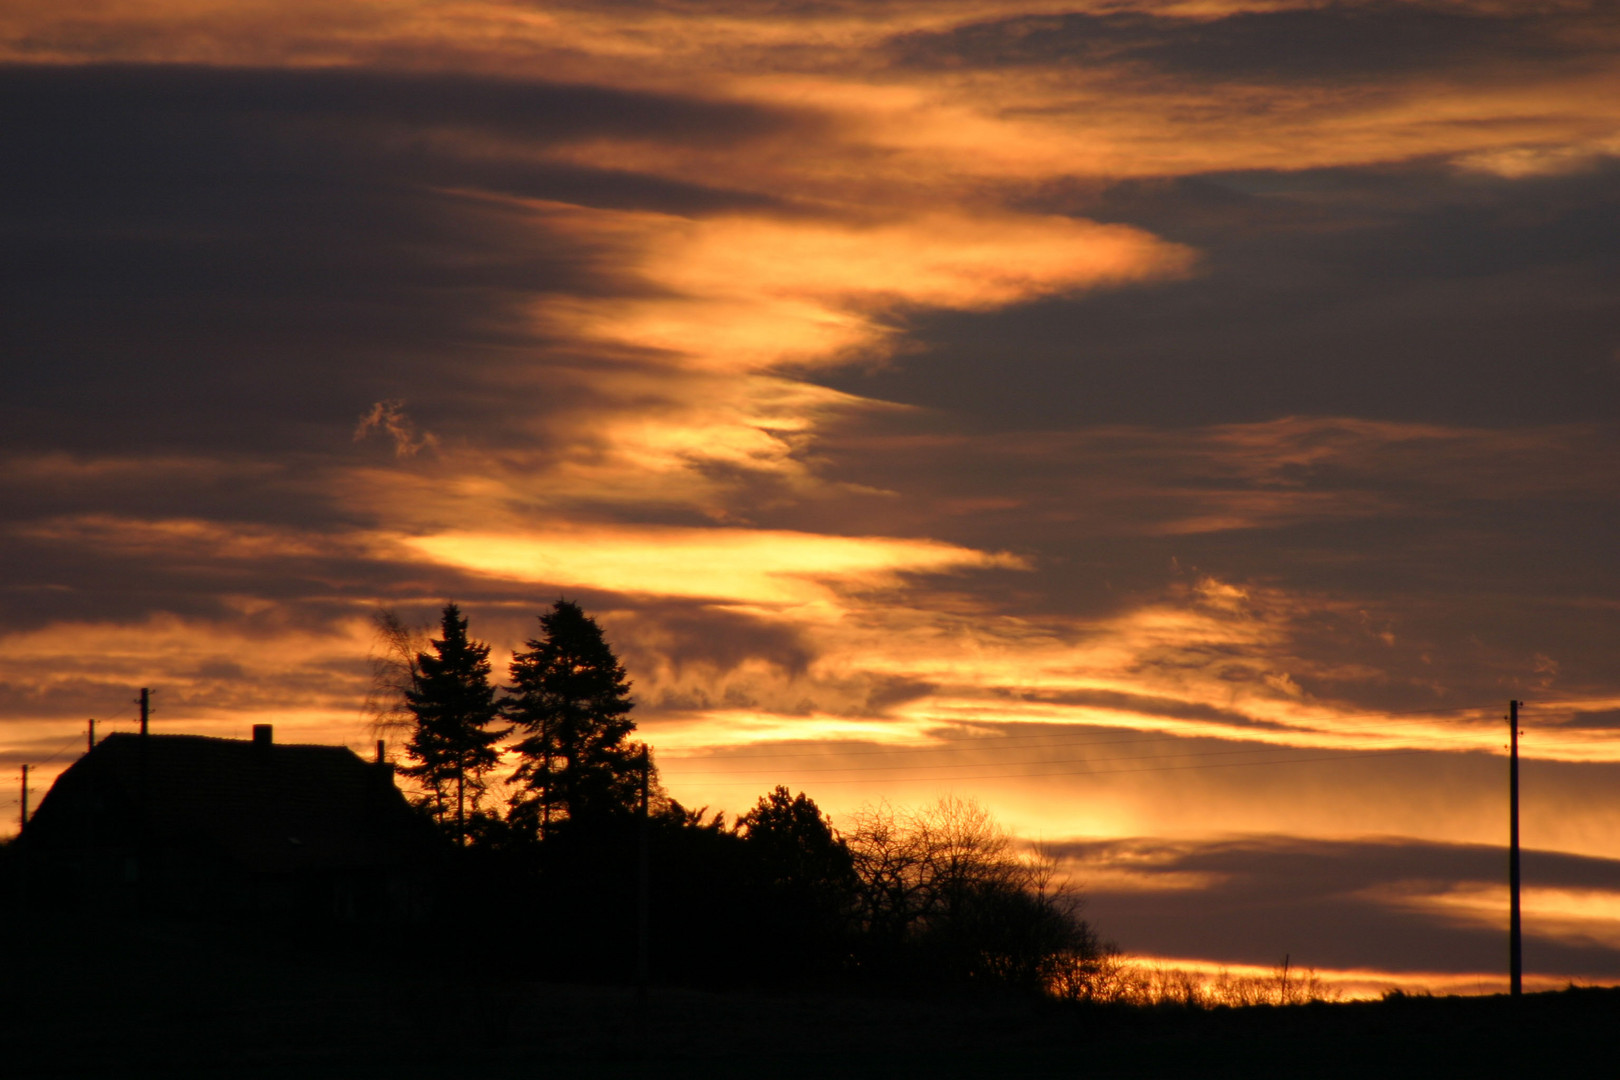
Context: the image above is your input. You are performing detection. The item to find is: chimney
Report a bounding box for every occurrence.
[252,724,273,747]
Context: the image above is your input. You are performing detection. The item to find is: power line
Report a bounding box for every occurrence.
[34,733,88,767]
[666,731,1221,762]
[665,725,1494,764]
[671,747,1435,786]
[670,740,1424,778]
[662,706,1502,764]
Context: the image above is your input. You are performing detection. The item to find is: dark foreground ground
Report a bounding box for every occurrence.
[3,914,1615,1079]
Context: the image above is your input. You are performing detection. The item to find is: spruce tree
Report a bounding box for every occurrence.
[506,599,648,834]
[401,603,505,846]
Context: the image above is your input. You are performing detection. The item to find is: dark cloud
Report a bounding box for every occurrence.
[0,62,801,459]
[569,598,817,680]
[889,3,1616,84]
[826,160,1620,429]
[996,688,1294,733]
[0,59,847,654]
[793,408,1620,711]
[797,150,1620,715]
[1064,834,1620,977]
[1553,708,1620,730]
[0,62,813,147]
[0,528,398,631]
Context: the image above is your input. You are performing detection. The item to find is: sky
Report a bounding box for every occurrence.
[4,0,1619,993]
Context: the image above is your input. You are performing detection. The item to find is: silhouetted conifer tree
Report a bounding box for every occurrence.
[401,603,505,846]
[506,600,650,834]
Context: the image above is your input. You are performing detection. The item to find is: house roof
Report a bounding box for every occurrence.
[22,732,440,873]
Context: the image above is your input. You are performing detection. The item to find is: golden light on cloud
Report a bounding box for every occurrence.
[18,515,350,564]
[1454,134,1620,178]
[541,208,1194,373]
[16,0,1616,206]
[402,525,1025,605]
[1375,881,1620,953]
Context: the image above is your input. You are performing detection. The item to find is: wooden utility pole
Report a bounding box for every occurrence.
[19,764,28,832]
[137,687,152,906]
[636,744,650,1003]
[87,718,96,753]
[541,719,551,842]
[1509,699,1522,998]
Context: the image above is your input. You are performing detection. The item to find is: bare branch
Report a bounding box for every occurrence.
[362,606,426,745]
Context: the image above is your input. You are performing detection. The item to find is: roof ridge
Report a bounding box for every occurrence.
[97,731,362,752]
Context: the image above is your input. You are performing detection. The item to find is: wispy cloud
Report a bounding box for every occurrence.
[354,399,439,458]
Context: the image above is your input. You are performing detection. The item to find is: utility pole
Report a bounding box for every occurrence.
[636,744,650,1004]
[19,764,28,832]
[87,718,96,753]
[541,718,551,842]
[1509,699,1522,998]
[137,687,151,911]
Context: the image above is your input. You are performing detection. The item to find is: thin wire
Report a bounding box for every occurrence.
[665,726,1493,764]
[35,733,88,767]
[663,706,1501,764]
[0,701,1531,798]
[677,748,1435,786]
[670,740,1443,778]
[667,732,1220,762]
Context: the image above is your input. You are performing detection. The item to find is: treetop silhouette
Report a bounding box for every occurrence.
[506,599,652,834]
[400,602,506,846]
[737,785,857,895]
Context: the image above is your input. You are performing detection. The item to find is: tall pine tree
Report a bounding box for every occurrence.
[506,599,649,834]
[401,603,505,846]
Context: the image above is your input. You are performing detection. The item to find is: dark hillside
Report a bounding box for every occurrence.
[2,911,1613,1079]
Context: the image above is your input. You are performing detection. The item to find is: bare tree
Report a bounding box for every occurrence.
[363,607,426,751]
[1051,954,1340,1006]
[846,796,1098,991]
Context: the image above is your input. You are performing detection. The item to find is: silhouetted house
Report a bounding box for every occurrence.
[18,726,442,923]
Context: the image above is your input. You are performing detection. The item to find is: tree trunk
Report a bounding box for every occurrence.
[456,762,466,848]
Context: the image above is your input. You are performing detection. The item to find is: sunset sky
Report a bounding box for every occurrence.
[4,0,1619,993]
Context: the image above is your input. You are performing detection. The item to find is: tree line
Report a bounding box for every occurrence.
[379,600,646,845]
[382,601,1103,994]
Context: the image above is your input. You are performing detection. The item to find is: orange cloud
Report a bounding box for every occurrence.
[401,524,1025,605]
[513,199,1194,375]
[12,0,1616,194]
